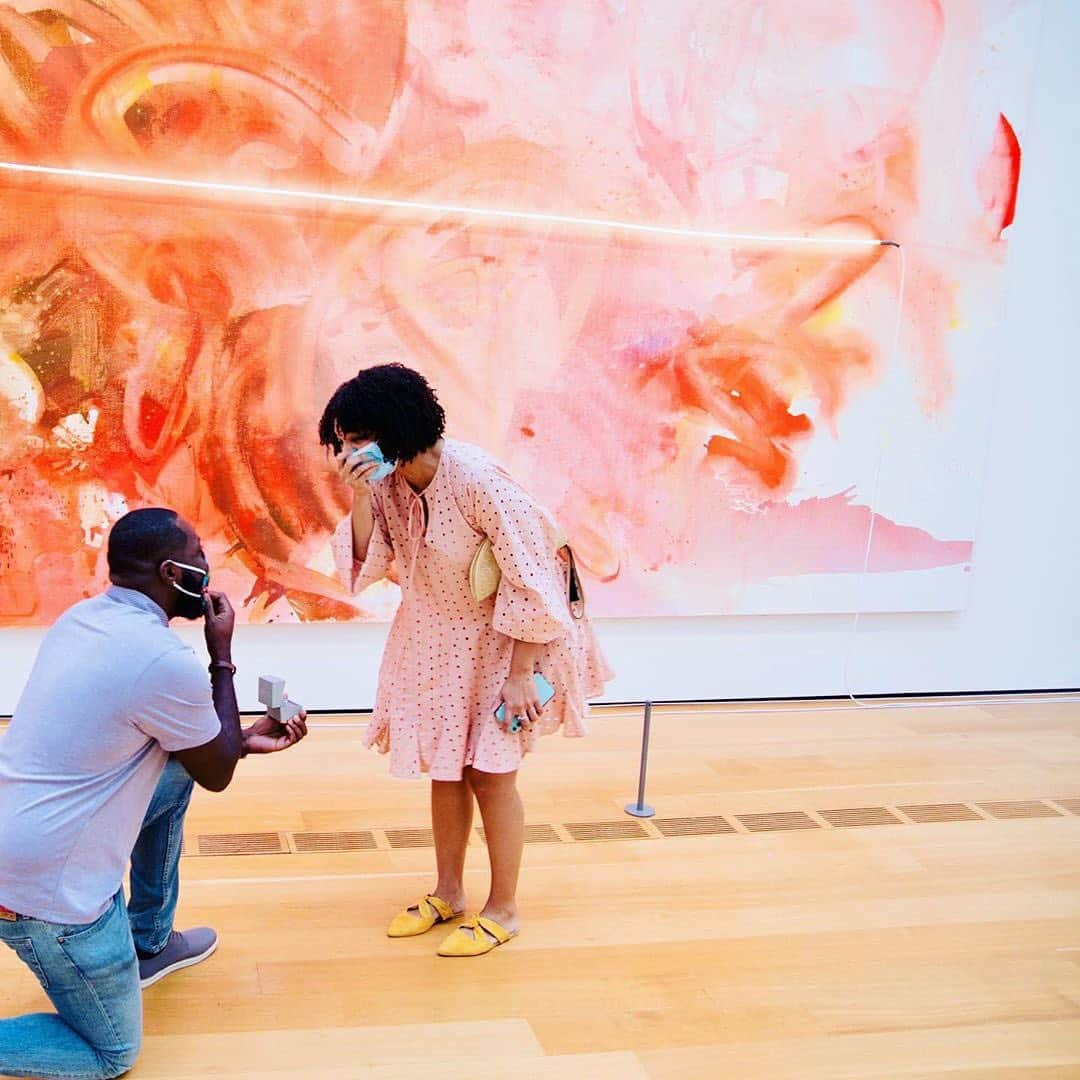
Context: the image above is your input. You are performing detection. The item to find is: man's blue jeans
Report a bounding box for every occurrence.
[0,759,194,1078]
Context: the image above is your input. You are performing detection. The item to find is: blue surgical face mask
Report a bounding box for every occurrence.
[350,441,396,481]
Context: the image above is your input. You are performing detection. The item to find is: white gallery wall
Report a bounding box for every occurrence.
[1,1,1077,714]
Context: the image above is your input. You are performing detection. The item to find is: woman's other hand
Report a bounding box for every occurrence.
[498,673,543,729]
[336,448,380,494]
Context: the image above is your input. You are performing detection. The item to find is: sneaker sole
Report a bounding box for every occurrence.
[139,937,219,989]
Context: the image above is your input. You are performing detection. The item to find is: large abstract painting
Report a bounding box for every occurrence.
[0,1,1041,623]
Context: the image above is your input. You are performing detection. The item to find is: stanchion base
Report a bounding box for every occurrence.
[624,802,656,819]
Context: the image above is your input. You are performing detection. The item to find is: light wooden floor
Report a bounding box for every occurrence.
[3,695,1080,1078]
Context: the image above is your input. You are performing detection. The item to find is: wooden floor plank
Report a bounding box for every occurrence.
[134,1020,543,1076]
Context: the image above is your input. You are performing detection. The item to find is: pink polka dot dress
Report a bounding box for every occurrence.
[332,439,613,780]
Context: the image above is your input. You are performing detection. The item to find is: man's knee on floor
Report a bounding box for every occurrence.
[97,1036,141,1078]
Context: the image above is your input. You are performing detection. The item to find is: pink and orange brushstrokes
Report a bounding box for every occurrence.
[0,1,1028,623]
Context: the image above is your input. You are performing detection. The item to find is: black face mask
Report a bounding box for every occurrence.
[173,587,207,622]
[162,560,209,621]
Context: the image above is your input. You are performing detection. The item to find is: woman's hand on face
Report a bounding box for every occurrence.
[498,673,543,729]
[336,448,380,494]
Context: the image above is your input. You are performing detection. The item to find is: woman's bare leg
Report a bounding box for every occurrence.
[429,779,472,912]
[466,767,523,934]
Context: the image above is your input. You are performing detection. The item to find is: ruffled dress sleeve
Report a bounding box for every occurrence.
[331,490,395,595]
[469,467,574,644]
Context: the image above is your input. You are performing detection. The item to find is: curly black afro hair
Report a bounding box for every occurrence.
[318,363,446,463]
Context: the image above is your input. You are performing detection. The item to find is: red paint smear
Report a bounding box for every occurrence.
[978,113,1021,239]
[628,74,700,209]
[626,489,976,616]
[575,486,974,618]
[652,302,871,493]
[747,493,973,576]
[677,327,813,490]
[137,395,168,450]
[651,488,973,599]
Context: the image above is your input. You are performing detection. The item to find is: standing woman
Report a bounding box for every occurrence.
[321,364,611,957]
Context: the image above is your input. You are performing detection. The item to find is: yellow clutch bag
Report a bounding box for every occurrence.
[468,537,503,603]
[469,534,585,619]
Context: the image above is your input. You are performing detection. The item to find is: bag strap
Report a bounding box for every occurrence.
[564,545,586,620]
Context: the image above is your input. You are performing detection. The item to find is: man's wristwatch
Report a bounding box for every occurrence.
[209,659,237,676]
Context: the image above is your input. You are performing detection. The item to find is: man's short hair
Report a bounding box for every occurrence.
[107,509,189,579]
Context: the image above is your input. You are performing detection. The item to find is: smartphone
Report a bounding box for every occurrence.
[350,442,395,482]
[495,673,556,732]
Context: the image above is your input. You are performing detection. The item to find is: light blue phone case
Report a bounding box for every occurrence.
[496,673,556,732]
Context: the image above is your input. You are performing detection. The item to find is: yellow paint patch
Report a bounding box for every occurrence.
[0,351,45,423]
[806,300,844,331]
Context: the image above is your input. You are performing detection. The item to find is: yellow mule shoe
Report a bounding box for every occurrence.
[437,914,517,957]
[387,895,461,938]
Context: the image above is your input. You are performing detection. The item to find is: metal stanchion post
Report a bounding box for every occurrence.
[624,700,656,818]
